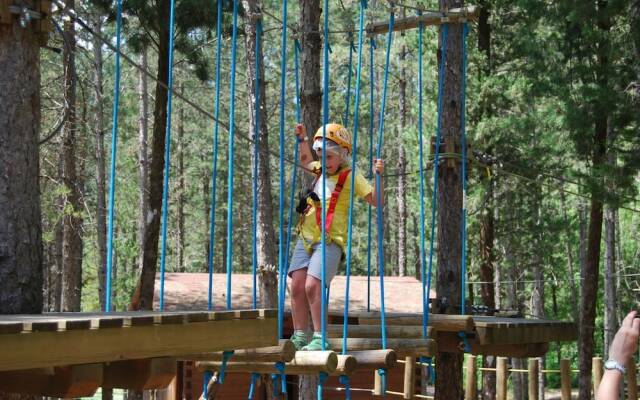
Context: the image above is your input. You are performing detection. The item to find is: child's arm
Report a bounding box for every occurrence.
[294,124,316,175]
[365,159,384,207]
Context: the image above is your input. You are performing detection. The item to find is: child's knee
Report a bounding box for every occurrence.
[290,270,307,297]
[304,276,321,300]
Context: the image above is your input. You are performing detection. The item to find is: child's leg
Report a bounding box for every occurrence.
[305,275,324,332]
[290,269,310,330]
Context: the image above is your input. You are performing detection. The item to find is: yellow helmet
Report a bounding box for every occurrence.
[313,123,352,154]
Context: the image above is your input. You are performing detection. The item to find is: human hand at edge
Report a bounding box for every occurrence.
[294,123,307,140]
[373,158,384,174]
[608,310,640,367]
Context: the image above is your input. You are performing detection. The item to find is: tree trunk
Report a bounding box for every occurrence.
[92,15,109,312]
[577,2,610,399]
[531,185,545,400]
[0,0,43,314]
[177,86,186,273]
[434,0,464,397]
[559,187,578,316]
[603,201,617,356]
[138,46,150,277]
[60,10,84,312]
[136,3,171,310]
[479,183,496,400]
[396,9,407,277]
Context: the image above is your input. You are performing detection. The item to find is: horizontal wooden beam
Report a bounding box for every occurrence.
[102,358,177,390]
[184,339,295,363]
[366,6,479,35]
[0,310,277,371]
[357,313,474,333]
[196,350,339,375]
[328,324,433,339]
[349,350,397,370]
[437,332,550,357]
[0,364,102,398]
[328,338,436,358]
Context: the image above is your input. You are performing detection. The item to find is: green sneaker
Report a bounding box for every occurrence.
[290,331,308,351]
[301,333,332,351]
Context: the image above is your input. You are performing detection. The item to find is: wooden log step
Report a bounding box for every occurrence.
[327,324,433,339]
[355,313,475,333]
[348,349,397,370]
[102,358,177,390]
[436,331,550,357]
[185,339,295,363]
[0,364,102,398]
[197,350,339,375]
[327,338,436,358]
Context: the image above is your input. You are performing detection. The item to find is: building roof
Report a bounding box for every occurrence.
[155,273,435,314]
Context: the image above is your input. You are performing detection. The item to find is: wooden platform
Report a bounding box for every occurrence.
[0,309,277,372]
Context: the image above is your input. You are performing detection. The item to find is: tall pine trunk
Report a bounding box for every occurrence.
[136,4,171,310]
[396,10,407,277]
[60,9,84,312]
[177,87,186,273]
[138,46,150,277]
[434,0,464,397]
[93,15,108,312]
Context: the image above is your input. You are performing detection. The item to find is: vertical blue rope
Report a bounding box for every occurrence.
[460,23,469,315]
[426,24,450,319]
[375,9,395,352]
[342,0,367,356]
[251,17,263,310]
[374,11,395,393]
[207,0,223,312]
[417,12,430,339]
[225,0,240,311]
[366,36,376,313]
[343,32,355,127]
[158,0,178,311]
[277,0,288,339]
[319,0,330,398]
[105,0,123,313]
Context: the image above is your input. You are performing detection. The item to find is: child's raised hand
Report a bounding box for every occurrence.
[294,123,307,140]
[373,158,384,174]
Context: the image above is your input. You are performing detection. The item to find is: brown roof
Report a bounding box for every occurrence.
[155,273,435,314]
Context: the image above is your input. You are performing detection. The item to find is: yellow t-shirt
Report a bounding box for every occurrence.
[298,161,373,251]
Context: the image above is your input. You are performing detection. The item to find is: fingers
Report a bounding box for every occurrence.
[294,123,306,137]
[622,310,638,328]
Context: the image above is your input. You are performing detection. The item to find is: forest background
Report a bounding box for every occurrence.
[34,0,640,397]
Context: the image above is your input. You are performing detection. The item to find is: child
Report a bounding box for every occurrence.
[289,123,384,351]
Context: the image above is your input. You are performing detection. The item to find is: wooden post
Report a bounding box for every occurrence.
[560,359,571,400]
[593,357,604,397]
[627,359,637,400]
[496,357,508,400]
[403,356,416,399]
[465,355,477,400]
[528,358,539,400]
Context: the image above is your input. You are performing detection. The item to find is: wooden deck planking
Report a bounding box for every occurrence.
[0,309,277,372]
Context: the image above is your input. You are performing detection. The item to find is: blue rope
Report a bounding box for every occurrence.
[218,350,234,384]
[377,368,387,395]
[248,372,260,399]
[343,31,354,127]
[426,23,449,326]
[375,9,395,352]
[320,0,330,357]
[366,37,376,313]
[105,0,122,313]
[281,38,302,338]
[251,17,263,310]
[274,361,287,394]
[225,0,239,311]
[339,375,352,400]
[342,0,367,356]
[158,0,178,311]
[417,11,429,340]
[277,0,288,339]
[207,0,224,312]
[460,23,469,315]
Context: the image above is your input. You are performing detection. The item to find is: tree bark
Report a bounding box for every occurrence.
[577,2,610,399]
[603,195,617,357]
[136,3,171,310]
[434,0,464,398]
[396,9,407,277]
[559,187,579,316]
[138,46,150,277]
[60,9,83,312]
[0,0,43,315]
[92,15,109,312]
[177,86,186,273]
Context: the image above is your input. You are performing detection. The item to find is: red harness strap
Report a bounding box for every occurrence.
[314,168,351,233]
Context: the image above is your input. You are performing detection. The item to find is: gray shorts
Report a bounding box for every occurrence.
[288,240,342,285]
